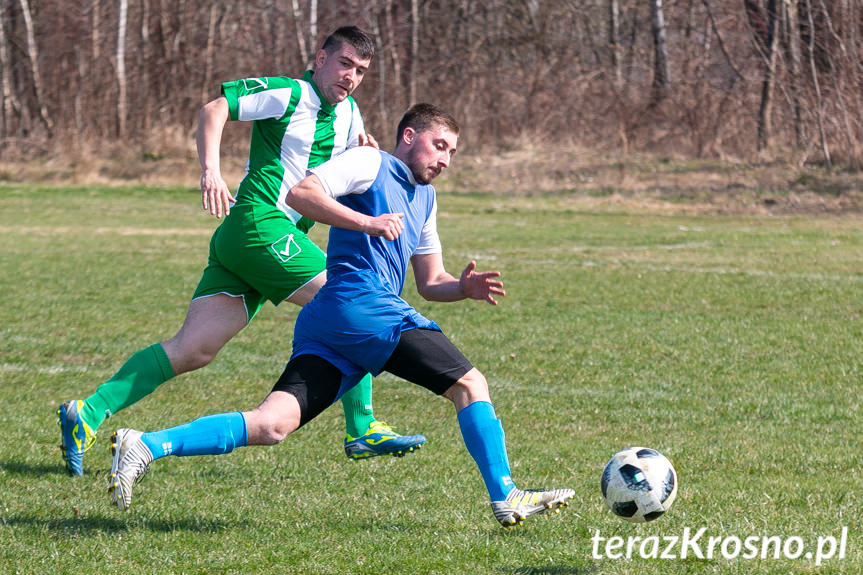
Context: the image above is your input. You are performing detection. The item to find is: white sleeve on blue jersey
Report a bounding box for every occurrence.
[414,198,442,255]
[309,147,381,198]
[309,147,442,254]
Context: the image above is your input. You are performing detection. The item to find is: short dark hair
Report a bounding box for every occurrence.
[396,103,460,143]
[321,26,375,61]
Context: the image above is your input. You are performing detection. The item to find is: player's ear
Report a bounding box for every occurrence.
[402,127,416,146]
[314,49,327,70]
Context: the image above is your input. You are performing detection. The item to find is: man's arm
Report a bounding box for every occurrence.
[286,174,405,240]
[411,254,505,305]
[197,96,235,219]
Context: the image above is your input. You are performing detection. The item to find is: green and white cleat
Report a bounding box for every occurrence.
[109,428,153,511]
[491,487,575,527]
[57,400,97,476]
[344,421,426,460]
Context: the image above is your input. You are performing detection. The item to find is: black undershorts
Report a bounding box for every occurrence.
[271,328,473,427]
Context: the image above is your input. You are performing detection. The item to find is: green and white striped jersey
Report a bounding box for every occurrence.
[221,70,365,225]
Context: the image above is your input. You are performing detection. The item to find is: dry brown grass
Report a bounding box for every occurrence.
[2,140,861,216]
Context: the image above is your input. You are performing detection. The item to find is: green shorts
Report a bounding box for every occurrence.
[192,204,326,320]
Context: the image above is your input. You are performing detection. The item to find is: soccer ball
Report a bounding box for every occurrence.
[601,447,677,523]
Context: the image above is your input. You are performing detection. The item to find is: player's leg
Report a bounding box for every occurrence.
[109,354,344,511]
[341,373,427,460]
[383,328,574,527]
[268,232,425,460]
[160,293,249,375]
[57,292,251,476]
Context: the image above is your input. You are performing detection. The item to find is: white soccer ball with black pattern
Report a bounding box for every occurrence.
[601,447,677,523]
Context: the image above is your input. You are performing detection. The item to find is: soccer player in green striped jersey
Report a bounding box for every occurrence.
[57,26,424,476]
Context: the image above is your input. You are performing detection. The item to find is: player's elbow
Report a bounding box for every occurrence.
[285,175,322,211]
[415,283,433,301]
[415,283,445,302]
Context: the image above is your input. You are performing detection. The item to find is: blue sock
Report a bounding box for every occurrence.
[457,401,516,501]
[141,412,248,460]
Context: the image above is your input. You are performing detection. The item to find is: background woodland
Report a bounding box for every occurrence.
[1,0,862,171]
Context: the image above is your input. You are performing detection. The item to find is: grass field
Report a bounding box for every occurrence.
[0,183,860,574]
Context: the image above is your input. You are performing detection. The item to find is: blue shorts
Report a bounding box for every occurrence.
[291,269,439,377]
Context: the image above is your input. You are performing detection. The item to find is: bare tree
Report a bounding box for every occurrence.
[309,0,318,44]
[140,0,152,131]
[385,0,402,101]
[650,0,670,101]
[816,0,859,169]
[780,0,804,149]
[18,0,53,136]
[0,0,13,140]
[369,5,389,135]
[803,0,831,168]
[202,1,220,105]
[0,0,861,169]
[608,0,623,87]
[291,0,309,66]
[751,0,779,151]
[116,0,128,138]
[409,0,419,106]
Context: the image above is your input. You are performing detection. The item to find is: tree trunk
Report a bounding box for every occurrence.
[18,0,53,137]
[410,0,419,106]
[0,1,13,140]
[756,0,778,151]
[116,0,128,138]
[816,0,859,170]
[781,0,804,149]
[369,8,388,138]
[608,0,622,87]
[309,0,318,46]
[140,0,152,132]
[701,0,744,80]
[385,0,401,99]
[202,2,219,105]
[650,0,669,101]
[803,0,831,168]
[291,0,308,67]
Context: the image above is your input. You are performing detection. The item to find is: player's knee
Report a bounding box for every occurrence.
[258,423,291,445]
[186,346,219,370]
[166,341,220,373]
[245,403,300,445]
[160,336,217,374]
[250,416,294,445]
[444,368,491,408]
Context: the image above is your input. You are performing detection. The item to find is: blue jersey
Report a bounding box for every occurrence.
[291,151,441,378]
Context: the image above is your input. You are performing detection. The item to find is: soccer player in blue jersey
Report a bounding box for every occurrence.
[56,27,424,476]
[108,104,574,527]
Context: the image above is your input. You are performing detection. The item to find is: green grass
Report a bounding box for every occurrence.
[1,184,861,574]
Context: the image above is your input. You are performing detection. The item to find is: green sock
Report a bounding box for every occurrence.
[341,373,376,438]
[79,343,175,431]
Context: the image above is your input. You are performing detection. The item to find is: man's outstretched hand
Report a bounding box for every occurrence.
[459,260,505,305]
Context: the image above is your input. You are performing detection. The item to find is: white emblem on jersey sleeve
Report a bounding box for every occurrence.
[241,77,269,91]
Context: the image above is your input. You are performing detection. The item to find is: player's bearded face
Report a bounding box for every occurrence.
[406,126,458,185]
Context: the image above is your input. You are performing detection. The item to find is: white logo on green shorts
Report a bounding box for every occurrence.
[271,233,302,262]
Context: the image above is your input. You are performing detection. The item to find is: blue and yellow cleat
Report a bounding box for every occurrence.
[344,421,426,461]
[57,400,97,476]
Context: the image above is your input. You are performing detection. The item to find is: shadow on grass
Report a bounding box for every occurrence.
[0,459,67,477]
[509,567,598,575]
[2,513,252,535]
